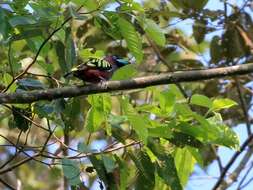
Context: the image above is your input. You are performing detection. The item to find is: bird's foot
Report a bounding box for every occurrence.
[98,81,108,89]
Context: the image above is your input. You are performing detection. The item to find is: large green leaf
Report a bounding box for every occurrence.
[190,94,212,108]
[115,155,129,190]
[148,141,183,190]
[159,90,176,115]
[9,16,36,27]
[65,27,76,70]
[117,17,143,63]
[55,40,67,74]
[102,155,116,173]
[85,94,111,132]
[142,18,166,47]
[210,35,224,63]
[0,8,11,40]
[128,115,149,144]
[170,0,208,10]
[63,97,85,131]
[129,151,155,190]
[210,98,238,112]
[111,64,137,80]
[61,158,81,186]
[11,106,31,132]
[175,147,196,186]
[207,113,240,149]
[193,19,207,44]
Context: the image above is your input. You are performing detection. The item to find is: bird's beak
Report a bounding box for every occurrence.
[71,68,78,72]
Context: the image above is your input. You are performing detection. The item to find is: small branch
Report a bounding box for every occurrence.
[236,161,253,189]
[41,141,141,160]
[212,134,253,190]
[0,177,16,190]
[0,153,40,175]
[147,36,188,98]
[217,146,253,190]
[234,77,251,135]
[1,63,253,104]
[63,130,69,190]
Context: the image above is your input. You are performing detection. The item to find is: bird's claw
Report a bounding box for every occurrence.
[99,81,108,89]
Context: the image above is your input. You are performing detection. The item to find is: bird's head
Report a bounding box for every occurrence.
[105,55,130,68]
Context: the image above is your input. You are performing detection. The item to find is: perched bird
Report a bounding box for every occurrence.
[64,55,129,83]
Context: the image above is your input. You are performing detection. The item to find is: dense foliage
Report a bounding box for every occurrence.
[0,0,253,189]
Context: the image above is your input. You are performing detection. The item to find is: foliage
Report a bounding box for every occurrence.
[0,0,252,189]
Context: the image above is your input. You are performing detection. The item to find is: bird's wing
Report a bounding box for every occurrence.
[81,58,112,71]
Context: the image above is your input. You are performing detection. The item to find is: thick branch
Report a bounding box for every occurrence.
[1,63,253,104]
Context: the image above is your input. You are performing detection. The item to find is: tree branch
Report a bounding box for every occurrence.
[0,63,253,104]
[212,134,253,190]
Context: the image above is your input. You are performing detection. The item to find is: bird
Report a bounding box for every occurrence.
[64,55,130,83]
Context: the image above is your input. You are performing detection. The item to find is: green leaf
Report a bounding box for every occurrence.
[170,0,208,10]
[11,29,42,41]
[102,155,116,173]
[175,104,193,117]
[193,19,207,44]
[175,147,196,186]
[119,2,145,12]
[62,158,81,186]
[0,8,11,40]
[9,16,36,27]
[159,90,176,114]
[65,27,76,69]
[222,26,247,59]
[115,155,129,190]
[79,48,104,59]
[33,102,54,118]
[128,115,149,144]
[148,142,183,190]
[11,106,31,132]
[55,40,67,74]
[207,113,240,149]
[142,18,166,46]
[210,98,238,112]
[17,78,45,90]
[89,155,109,186]
[111,64,137,80]
[190,94,212,108]
[95,13,122,40]
[62,97,85,131]
[117,17,143,63]
[77,142,90,153]
[129,151,155,190]
[169,132,203,148]
[87,94,112,113]
[82,0,99,10]
[210,35,223,63]
[148,126,172,139]
[85,107,103,132]
[86,94,112,132]
[26,36,50,54]
[3,73,17,92]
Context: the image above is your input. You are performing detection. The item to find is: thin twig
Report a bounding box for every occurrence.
[0,177,16,190]
[212,134,253,190]
[236,161,253,190]
[234,77,251,135]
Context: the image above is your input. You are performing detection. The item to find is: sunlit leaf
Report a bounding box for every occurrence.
[190,94,212,108]
[175,147,196,186]
[117,17,143,63]
[142,18,166,46]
